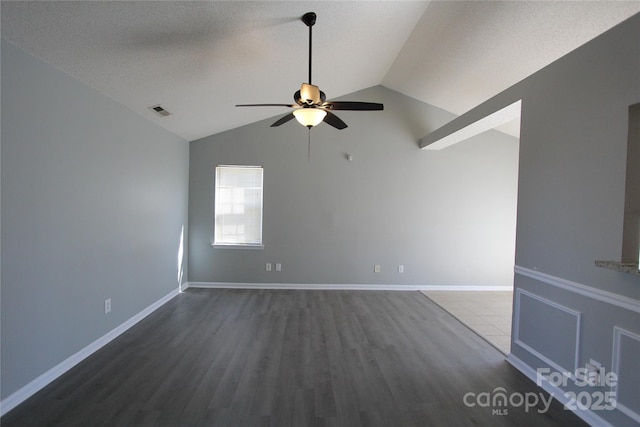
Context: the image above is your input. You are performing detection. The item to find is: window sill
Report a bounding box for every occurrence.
[595,260,640,276]
[212,243,264,250]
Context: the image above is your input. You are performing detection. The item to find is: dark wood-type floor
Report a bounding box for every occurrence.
[2,289,587,427]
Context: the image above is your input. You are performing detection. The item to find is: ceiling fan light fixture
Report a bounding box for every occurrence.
[293,107,326,127]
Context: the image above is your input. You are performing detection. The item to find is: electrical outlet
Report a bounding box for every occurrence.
[266,263,272,272]
[586,359,605,386]
[398,265,404,273]
[374,264,381,273]
[275,263,282,272]
[104,298,111,314]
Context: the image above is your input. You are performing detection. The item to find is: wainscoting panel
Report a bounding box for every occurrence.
[612,327,640,423]
[513,266,640,426]
[514,288,581,375]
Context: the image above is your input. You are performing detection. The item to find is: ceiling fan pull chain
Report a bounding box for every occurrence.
[308,127,312,161]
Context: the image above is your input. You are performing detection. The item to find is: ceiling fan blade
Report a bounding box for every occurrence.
[323,111,348,130]
[236,103,296,108]
[271,113,296,127]
[322,101,384,111]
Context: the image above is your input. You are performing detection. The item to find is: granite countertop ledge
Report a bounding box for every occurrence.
[595,260,640,275]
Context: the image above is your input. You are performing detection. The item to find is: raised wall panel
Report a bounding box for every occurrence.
[514,289,581,374]
[612,327,640,423]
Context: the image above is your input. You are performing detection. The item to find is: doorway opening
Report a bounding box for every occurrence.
[421,100,521,355]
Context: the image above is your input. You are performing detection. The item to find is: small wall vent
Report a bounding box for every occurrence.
[149,104,171,117]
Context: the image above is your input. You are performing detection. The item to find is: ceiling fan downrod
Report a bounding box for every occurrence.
[302,12,316,85]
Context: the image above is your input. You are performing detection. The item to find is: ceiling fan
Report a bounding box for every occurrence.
[236,12,383,129]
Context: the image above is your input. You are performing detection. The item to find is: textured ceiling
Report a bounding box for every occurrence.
[1,1,429,140]
[384,0,640,120]
[2,1,639,141]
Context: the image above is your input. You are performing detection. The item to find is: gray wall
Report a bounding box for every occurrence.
[189,86,519,286]
[444,13,640,426]
[1,39,189,399]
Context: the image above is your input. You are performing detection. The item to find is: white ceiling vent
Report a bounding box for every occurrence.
[149,104,170,117]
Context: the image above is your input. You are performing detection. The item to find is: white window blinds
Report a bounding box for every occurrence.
[214,165,263,246]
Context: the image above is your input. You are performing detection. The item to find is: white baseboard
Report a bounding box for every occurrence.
[507,354,613,427]
[0,288,180,417]
[185,282,513,291]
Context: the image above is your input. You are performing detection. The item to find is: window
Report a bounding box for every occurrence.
[214,165,263,247]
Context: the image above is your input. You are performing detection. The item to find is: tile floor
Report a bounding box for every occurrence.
[421,290,513,354]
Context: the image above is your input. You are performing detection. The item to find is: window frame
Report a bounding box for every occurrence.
[212,165,264,250]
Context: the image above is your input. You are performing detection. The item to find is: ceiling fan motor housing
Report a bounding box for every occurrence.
[299,83,322,105]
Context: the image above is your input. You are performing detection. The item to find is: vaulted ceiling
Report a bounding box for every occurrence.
[2,1,639,141]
